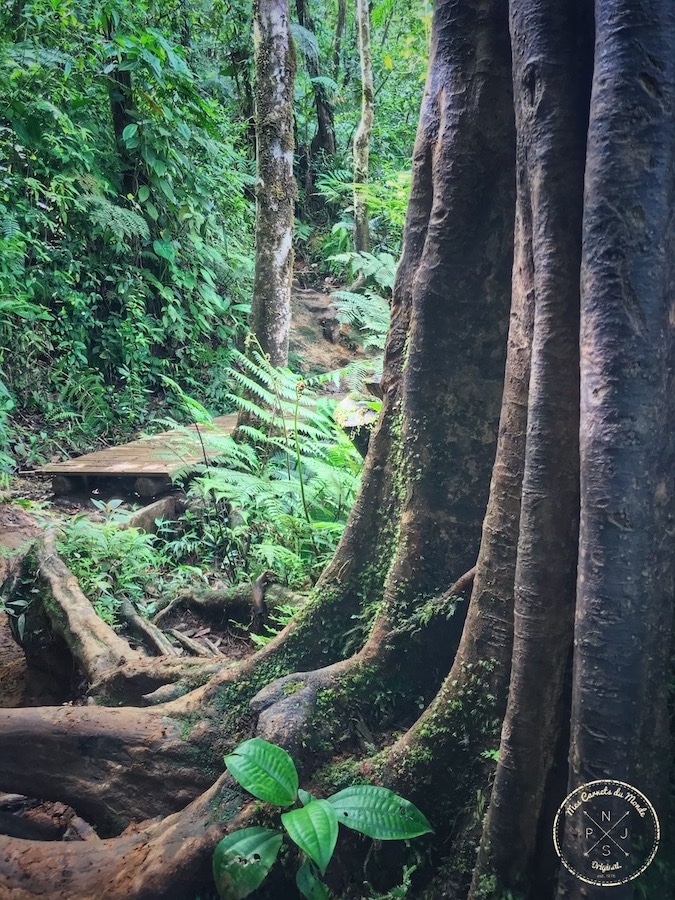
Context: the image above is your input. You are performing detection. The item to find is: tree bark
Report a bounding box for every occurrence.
[559,3,675,896]
[296,0,337,157]
[353,0,373,253]
[470,3,593,895]
[249,0,296,366]
[333,0,346,82]
[0,778,255,899]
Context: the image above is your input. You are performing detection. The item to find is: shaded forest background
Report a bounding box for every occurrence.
[0,0,429,470]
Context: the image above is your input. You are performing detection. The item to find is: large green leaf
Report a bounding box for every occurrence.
[281,799,338,875]
[212,826,282,899]
[296,858,330,900]
[224,738,298,806]
[152,239,175,262]
[327,786,433,840]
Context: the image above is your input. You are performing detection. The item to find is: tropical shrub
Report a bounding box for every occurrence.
[213,738,433,899]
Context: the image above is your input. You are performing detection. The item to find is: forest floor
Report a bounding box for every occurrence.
[289,277,369,373]
[0,277,371,839]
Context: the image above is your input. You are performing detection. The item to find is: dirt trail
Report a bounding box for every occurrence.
[289,280,368,374]
[0,279,370,707]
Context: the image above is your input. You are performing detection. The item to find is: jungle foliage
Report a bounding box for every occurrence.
[0,0,430,470]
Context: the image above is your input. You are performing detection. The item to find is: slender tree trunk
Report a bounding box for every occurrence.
[296,0,337,157]
[333,0,346,82]
[558,3,675,895]
[353,0,373,253]
[249,0,296,366]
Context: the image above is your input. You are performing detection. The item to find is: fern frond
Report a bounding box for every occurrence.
[290,23,319,66]
[1,217,20,240]
[82,195,150,242]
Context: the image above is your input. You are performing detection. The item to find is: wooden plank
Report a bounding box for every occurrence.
[38,415,239,478]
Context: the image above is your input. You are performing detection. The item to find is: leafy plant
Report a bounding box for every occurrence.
[248,601,299,649]
[162,345,363,587]
[213,738,433,899]
[0,1,254,466]
[56,516,163,626]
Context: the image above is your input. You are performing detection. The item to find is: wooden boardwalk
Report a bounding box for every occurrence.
[39,415,238,495]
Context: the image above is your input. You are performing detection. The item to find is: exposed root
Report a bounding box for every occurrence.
[90,655,223,705]
[35,531,144,683]
[119,598,179,657]
[168,628,221,657]
[0,775,256,899]
[0,705,214,834]
[251,656,354,756]
[152,582,304,628]
[247,569,477,760]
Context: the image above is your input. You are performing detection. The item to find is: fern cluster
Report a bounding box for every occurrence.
[56,517,164,627]
[162,346,363,586]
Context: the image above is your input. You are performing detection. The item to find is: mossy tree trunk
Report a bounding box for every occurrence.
[249,0,296,366]
[352,0,373,253]
[1,1,674,898]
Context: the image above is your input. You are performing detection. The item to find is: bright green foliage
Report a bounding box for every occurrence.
[0,0,254,466]
[212,827,283,900]
[281,800,338,875]
[248,602,299,649]
[224,739,299,807]
[295,0,429,259]
[327,785,433,840]
[162,346,363,586]
[214,738,432,899]
[56,516,162,625]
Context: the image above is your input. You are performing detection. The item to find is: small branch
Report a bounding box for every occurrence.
[118,598,180,657]
[168,628,219,657]
[437,566,477,610]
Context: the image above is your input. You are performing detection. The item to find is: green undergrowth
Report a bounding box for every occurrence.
[51,348,364,631]
[0,0,254,470]
[163,345,363,587]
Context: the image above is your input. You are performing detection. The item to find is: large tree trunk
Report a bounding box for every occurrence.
[352,0,373,253]
[249,0,515,766]
[2,2,674,898]
[470,3,593,895]
[558,3,675,896]
[249,0,296,366]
